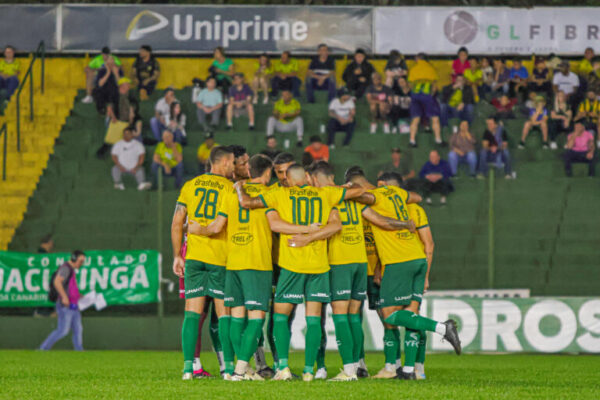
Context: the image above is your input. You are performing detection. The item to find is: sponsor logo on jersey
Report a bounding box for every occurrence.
[232,232,254,246]
[341,233,363,245]
[395,231,414,240]
[185,286,204,294]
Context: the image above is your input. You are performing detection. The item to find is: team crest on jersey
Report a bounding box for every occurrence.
[232,232,254,245]
[341,233,363,245]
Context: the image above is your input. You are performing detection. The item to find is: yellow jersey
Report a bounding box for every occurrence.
[407,203,429,252]
[260,185,345,274]
[176,173,233,266]
[269,181,283,265]
[368,186,426,265]
[218,183,273,271]
[363,220,379,276]
[328,200,368,265]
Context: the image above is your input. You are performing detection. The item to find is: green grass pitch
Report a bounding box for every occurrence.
[1,350,598,399]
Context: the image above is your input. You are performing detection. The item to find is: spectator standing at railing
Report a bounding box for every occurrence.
[0,45,20,103]
[131,45,160,101]
[306,43,337,103]
[82,46,121,104]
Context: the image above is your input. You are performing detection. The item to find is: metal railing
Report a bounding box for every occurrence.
[1,123,6,181]
[15,41,45,152]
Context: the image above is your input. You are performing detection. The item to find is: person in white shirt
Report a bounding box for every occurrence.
[552,61,580,104]
[111,127,151,190]
[326,87,356,148]
[150,88,177,141]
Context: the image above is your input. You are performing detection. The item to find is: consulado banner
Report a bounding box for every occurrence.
[292,297,600,353]
[0,250,160,308]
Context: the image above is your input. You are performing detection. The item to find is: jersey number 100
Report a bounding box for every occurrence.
[290,196,322,225]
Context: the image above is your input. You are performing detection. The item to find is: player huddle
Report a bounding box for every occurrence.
[171,145,461,382]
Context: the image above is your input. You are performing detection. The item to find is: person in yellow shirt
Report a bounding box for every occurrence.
[234,164,366,381]
[266,89,304,147]
[578,47,595,75]
[171,145,235,380]
[152,130,183,188]
[359,171,461,380]
[196,133,218,174]
[271,51,301,98]
[0,45,20,101]
[252,53,272,105]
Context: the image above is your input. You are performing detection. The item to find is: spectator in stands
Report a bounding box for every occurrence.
[92,55,122,115]
[584,59,600,95]
[342,48,375,99]
[252,53,271,105]
[379,147,416,185]
[419,150,453,205]
[440,74,475,127]
[366,72,392,134]
[196,133,218,174]
[150,88,177,141]
[553,61,580,105]
[547,53,563,72]
[271,51,301,98]
[266,89,303,147]
[578,47,595,76]
[479,116,513,179]
[448,120,477,177]
[509,58,529,100]
[408,52,443,147]
[528,58,552,99]
[38,234,54,254]
[491,95,517,120]
[82,46,121,104]
[195,77,223,133]
[226,73,255,130]
[550,90,573,149]
[452,47,470,81]
[384,50,408,88]
[464,57,483,101]
[305,135,329,162]
[480,57,494,94]
[327,86,356,148]
[491,58,510,95]
[152,130,183,189]
[111,127,150,191]
[165,101,187,144]
[390,76,412,134]
[107,77,137,126]
[210,46,235,96]
[520,96,549,149]
[574,89,600,134]
[261,135,281,160]
[306,43,336,103]
[131,45,160,100]
[564,122,596,177]
[0,45,20,102]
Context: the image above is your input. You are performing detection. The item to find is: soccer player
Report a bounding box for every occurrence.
[301,162,416,381]
[188,154,323,380]
[361,171,461,380]
[171,146,236,380]
[229,145,250,182]
[234,164,366,381]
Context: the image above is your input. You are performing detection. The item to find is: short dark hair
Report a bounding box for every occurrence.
[310,161,334,177]
[228,145,247,159]
[4,45,15,52]
[318,43,328,50]
[71,250,86,262]
[391,147,402,154]
[140,45,152,53]
[209,145,234,166]
[273,152,295,165]
[458,46,469,55]
[214,46,225,56]
[355,48,366,56]
[266,135,276,142]
[101,46,110,54]
[233,72,244,79]
[282,50,291,57]
[486,115,499,123]
[344,166,365,183]
[301,152,314,168]
[310,135,322,144]
[378,172,403,186]
[249,154,273,179]
[123,126,133,134]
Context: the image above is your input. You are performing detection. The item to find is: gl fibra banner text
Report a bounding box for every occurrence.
[0,250,160,307]
[292,297,600,353]
[61,5,372,53]
[375,7,600,55]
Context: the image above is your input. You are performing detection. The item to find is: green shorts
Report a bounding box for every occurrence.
[329,263,367,302]
[184,260,226,300]
[224,269,273,311]
[274,268,330,304]
[366,275,380,310]
[379,259,427,308]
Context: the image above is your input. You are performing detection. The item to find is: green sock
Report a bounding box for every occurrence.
[218,315,234,374]
[316,333,326,370]
[239,318,265,362]
[230,317,246,358]
[209,309,222,352]
[416,331,427,364]
[273,313,290,370]
[332,314,354,367]
[304,316,322,374]
[359,310,365,360]
[393,329,401,364]
[404,329,420,368]
[383,328,398,366]
[182,311,201,373]
[349,313,363,363]
[384,310,438,332]
[267,311,279,364]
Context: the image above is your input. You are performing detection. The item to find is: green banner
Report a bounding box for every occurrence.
[0,250,161,308]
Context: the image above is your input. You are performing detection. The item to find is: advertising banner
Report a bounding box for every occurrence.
[0,250,161,308]
[375,7,600,55]
[0,5,57,51]
[292,297,600,353]
[61,5,372,54]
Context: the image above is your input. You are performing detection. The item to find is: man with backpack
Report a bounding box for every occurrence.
[39,250,86,351]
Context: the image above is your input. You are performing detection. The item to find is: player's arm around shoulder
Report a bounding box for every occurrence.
[171,202,188,278]
[361,206,416,232]
[266,209,321,235]
[287,208,342,248]
[234,180,268,209]
[187,216,227,237]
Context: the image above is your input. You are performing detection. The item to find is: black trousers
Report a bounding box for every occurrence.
[422,178,454,196]
[564,150,596,176]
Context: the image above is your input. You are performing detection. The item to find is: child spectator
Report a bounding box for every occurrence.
[305,135,329,162]
[266,89,304,147]
[366,72,392,134]
[520,96,549,149]
[210,46,235,96]
[342,48,375,99]
[327,87,356,148]
[251,53,271,105]
[491,95,518,120]
[271,51,301,98]
[195,77,223,133]
[306,44,336,103]
[152,130,183,189]
[384,50,408,88]
[131,45,160,100]
[226,73,255,130]
[0,45,20,102]
[452,47,470,81]
[550,91,573,149]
